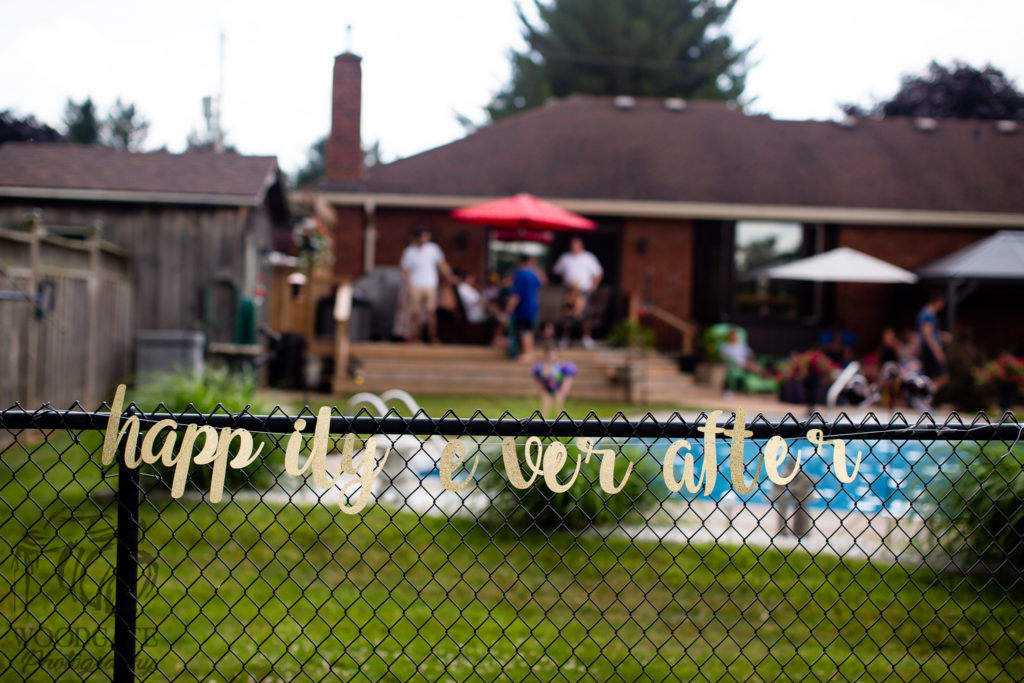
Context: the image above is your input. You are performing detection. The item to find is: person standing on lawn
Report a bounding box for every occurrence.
[399,226,452,343]
[505,254,545,362]
[552,237,603,349]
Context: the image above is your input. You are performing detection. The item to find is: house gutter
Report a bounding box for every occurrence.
[0,186,262,207]
[302,190,1024,229]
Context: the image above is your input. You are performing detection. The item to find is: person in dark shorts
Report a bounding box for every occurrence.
[917,291,949,392]
[504,254,544,362]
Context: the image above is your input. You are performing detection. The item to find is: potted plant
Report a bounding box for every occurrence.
[695,323,735,390]
[973,354,1024,412]
[292,217,333,274]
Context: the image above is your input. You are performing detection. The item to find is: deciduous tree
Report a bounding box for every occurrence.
[0,110,62,145]
[844,61,1024,120]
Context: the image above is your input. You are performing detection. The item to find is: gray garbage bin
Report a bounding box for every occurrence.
[136,330,205,377]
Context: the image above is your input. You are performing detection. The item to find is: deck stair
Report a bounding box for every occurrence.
[333,342,698,404]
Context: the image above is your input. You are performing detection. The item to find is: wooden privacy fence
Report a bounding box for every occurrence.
[0,222,134,408]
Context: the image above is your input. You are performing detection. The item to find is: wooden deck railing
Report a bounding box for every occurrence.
[629,293,698,356]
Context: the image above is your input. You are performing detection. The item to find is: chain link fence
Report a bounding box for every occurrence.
[1,400,1022,681]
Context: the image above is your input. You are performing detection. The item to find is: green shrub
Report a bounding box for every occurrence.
[926,441,1024,573]
[130,369,283,493]
[700,323,735,363]
[480,437,664,531]
[606,320,655,349]
[945,341,993,413]
[132,369,265,412]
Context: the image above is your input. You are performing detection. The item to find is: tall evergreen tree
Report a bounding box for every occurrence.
[63,96,150,149]
[105,98,149,151]
[63,97,102,144]
[487,0,748,120]
[293,136,327,188]
[291,136,383,188]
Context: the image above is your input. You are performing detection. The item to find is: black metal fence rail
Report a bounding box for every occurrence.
[2,404,1022,681]
[4,405,1023,439]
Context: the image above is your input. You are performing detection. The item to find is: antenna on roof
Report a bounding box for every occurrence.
[215,31,225,153]
[345,25,353,53]
[200,32,226,153]
[996,120,1019,134]
[663,98,687,112]
[836,113,857,128]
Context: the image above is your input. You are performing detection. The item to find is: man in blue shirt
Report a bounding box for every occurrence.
[505,254,544,362]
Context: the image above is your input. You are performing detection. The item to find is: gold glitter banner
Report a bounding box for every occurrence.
[101,384,862,513]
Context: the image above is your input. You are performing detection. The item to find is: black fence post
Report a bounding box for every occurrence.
[113,408,140,683]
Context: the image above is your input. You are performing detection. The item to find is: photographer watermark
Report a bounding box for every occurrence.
[8,507,160,675]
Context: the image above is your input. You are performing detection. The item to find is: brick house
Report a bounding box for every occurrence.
[305,53,1024,357]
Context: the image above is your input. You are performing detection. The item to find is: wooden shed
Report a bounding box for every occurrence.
[0,143,291,388]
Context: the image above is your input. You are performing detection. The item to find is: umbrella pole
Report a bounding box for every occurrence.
[946,280,956,332]
[945,278,977,333]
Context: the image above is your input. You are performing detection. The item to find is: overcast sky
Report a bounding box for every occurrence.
[4,1,1022,173]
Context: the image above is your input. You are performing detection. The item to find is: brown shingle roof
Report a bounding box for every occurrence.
[0,143,279,205]
[326,97,1024,215]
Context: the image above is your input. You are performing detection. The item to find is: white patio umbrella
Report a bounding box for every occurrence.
[760,247,918,283]
[916,230,1024,329]
[917,230,1024,280]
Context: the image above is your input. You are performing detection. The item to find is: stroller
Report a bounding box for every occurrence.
[828,360,937,411]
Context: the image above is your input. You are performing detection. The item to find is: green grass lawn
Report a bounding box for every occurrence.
[2,432,1021,681]
[295,393,694,420]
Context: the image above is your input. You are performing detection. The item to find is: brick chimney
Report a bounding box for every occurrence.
[325,52,363,182]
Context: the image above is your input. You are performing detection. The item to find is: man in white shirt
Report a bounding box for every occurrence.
[399,227,452,342]
[551,237,603,348]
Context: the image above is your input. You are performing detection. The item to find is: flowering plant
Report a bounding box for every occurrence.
[777,350,838,382]
[973,354,1024,387]
[292,218,333,273]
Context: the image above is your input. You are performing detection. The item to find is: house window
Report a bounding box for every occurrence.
[488,238,550,279]
[733,221,815,319]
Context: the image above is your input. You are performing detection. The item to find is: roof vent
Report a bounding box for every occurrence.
[914,117,938,132]
[613,96,636,110]
[996,119,1019,134]
[835,114,857,128]
[663,97,687,112]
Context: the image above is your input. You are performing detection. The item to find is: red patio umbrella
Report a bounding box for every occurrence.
[451,193,596,231]
[493,227,555,244]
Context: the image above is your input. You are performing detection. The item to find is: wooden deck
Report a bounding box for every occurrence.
[332,342,702,404]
